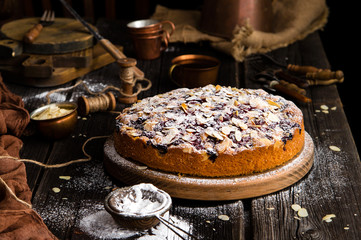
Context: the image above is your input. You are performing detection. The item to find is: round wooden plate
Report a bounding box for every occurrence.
[103,132,314,201]
[1,18,94,54]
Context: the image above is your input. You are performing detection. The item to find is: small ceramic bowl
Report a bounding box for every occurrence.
[30,102,78,140]
[104,183,172,230]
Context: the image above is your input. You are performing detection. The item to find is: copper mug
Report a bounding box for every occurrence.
[131,30,169,60]
[127,19,174,60]
[169,54,220,88]
[127,19,175,36]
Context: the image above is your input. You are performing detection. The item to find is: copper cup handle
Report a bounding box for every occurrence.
[159,20,175,36]
[160,30,169,52]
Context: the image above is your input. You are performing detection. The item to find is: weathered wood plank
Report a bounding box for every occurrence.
[247,32,361,239]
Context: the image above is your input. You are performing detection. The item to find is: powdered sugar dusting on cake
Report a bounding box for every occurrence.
[116,85,303,156]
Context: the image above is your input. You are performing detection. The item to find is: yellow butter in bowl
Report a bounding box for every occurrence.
[32,105,74,120]
[30,102,78,139]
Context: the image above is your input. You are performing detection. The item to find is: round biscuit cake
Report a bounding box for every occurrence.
[113,84,304,177]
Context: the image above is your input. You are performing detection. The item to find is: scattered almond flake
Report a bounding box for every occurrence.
[180,103,188,113]
[344,226,350,230]
[52,187,61,193]
[266,207,275,210]
[218,215,230,221]
[297,208,308,217]
[331,106,337,111]
[315,110,321,113]
[291,204,301,212]
[320,105,329,110]
[322,214,336,222]
[205,127,223,141]
[82,117,87,120]
[205,220,211,224]
[62,197,68,200]
[137,166,148,170]
[322,110,329,114]
[259,138,272,146]
[294,216,301,220]
[104,186,112,190]
[220,125,232,135]
[231,117,248,130]
[267,99,281,108]
[329,145,341,152]
[235,130,242,142]
[59,176,71,180]
[267,112,280,122]
[130,131,141,137]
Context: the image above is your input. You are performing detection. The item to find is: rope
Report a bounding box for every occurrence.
[0,135,109,209]
[0,176,32,209]
[85,94,112,113]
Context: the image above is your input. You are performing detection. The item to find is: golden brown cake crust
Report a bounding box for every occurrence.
[113,85,305,177]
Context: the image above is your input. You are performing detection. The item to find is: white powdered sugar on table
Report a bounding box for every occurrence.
[79,210,140,239]
[78,203,192,239]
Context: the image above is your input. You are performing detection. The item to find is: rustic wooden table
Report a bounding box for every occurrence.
[4,19,361,240]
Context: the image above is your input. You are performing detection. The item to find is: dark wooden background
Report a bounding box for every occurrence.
[1,1,360,239]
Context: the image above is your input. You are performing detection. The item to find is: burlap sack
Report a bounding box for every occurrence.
[151,1,328,61]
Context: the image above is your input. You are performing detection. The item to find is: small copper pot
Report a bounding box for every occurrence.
[169,54,220,88]
[30,102,78,140]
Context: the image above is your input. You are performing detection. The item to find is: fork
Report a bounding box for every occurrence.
[23,10,55,44]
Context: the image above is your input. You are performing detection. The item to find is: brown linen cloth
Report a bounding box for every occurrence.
[0,73,57,239]
[151,1,328,61]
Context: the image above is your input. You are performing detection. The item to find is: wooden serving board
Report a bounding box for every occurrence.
[103,132,314,201]
[0,18,94,54]
[3,43,123,87]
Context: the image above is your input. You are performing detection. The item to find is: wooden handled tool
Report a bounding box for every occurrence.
[270,81,311,103]
[98,39,144,79]
[288,64,344,83]
[24,24,43,44]
[59,0,144,79]
[23,10,55,44]
[287,64,321,74]
[306,70,344,81]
